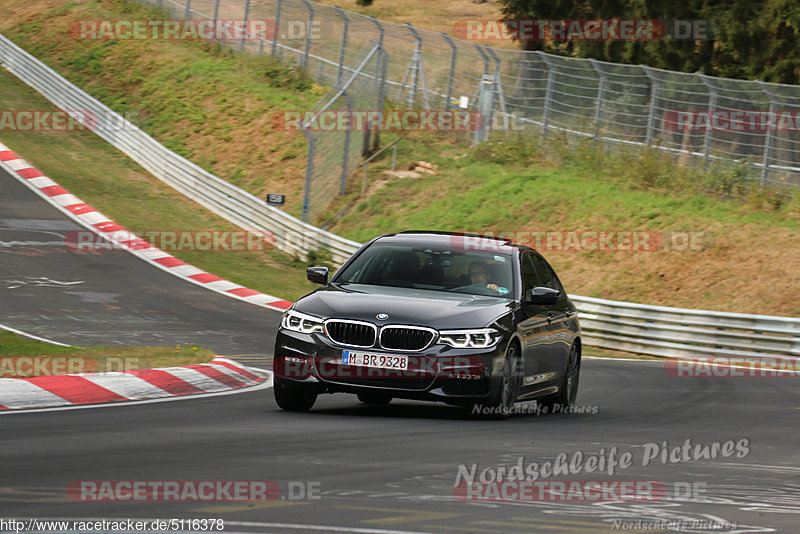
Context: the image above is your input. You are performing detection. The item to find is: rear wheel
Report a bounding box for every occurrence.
[357,392,392,405]
[538,343,580,414]
[471,343,521,419]
[274,378,317,412]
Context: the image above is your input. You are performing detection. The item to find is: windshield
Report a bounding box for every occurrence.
[334,242,515,298]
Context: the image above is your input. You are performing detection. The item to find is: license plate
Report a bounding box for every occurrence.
[341,350,408,371]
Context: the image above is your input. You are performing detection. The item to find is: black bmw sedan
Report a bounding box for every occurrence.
[272,231,581,418]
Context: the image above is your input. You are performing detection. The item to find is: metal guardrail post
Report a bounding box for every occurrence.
[698,73,718,167]
[334,7,348,89]
[240,0,251,52]
[440,33,457,110]
[271,0,282,57]
[641,65,660,146]
[760,81,777,187]
[300,0,314,70]
[538,52,554,137]
[588,59,606,140]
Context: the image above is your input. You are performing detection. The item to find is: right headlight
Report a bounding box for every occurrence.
[438,328,501,349]
[281,309,325,334]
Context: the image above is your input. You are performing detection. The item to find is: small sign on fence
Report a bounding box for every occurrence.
[266,194,285,206]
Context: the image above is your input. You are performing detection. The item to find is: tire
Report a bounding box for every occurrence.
[357,392,392,405]
[470,343,521,419]
[538,343,581,414]
[274,377,318,412]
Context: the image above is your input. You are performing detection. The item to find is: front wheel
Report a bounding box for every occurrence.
[470,343,521,419]
[274,378,318,412]
[538,343,580,414]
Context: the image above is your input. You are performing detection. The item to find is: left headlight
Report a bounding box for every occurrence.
[438,328,502,349]
[281,309,325,334]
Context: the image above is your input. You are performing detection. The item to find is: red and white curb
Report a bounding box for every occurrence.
[0,141,293,312]
[0,356,269,411]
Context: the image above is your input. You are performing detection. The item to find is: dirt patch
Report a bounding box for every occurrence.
[547,223,800,316]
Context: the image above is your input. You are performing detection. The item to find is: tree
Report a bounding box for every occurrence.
[495,0,800,83]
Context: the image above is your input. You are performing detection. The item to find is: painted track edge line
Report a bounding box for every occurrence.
[0,321,71,346]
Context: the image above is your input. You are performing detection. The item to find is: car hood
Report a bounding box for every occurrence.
[294,284,514,330]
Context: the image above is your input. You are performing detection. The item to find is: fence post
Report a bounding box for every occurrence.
[474,75,494,144]
[589,59,606,140]
[184,0,192,20]
[271,0,282,56]
[368,18,386,153]
[300,0,314,70]
[211,0,220,40]
[471,43,490,107]
[372,48,389,152]
[760,81,777,187]
[301,130,316,223]
[440,33,458,110]
[486,47,507,131]
[698,73,718,167]
[538,52,554,137]
[240,0,251,52]
[641,65,660,146]
[404,24,429,109]
[334,7,349,89]
[341,91,354,195]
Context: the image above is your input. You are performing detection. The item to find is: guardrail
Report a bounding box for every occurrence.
[2,32,798,361]
[0,33,360,265]
[572,296,800,360]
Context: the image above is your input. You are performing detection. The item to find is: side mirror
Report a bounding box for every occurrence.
[306,266,329,285]
[526,286,560,305]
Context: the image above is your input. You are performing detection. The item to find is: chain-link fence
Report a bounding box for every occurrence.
[134,0,800,221]
[299,42,387,221]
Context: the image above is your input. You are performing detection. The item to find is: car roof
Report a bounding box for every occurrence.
[374,231,532,253]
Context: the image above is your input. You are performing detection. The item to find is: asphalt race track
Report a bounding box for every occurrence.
[0,166,278,360]
[2,166,799,533]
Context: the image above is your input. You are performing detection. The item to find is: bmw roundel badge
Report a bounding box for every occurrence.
[376,313,389,320]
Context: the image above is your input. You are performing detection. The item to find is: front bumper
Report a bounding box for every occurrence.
[273,328,507,404]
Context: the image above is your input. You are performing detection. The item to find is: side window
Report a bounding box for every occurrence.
[520,253,538,297]
[530,253,565,294]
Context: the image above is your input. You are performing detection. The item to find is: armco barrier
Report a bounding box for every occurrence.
[0,33,360,265]
[1,33,798,361]
[572,296,800,360]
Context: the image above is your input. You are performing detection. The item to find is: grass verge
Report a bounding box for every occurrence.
[0,331,214,376]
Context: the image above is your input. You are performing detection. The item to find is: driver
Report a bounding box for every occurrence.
[468,260,500,292]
